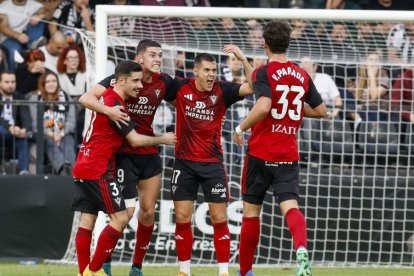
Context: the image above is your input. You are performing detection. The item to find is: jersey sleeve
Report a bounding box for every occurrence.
[98,74,116,89]
[219,81,243,108]
[305,76,324,108]
[161,74,184,102]
[253,67,272,99]
[109,99,136,136]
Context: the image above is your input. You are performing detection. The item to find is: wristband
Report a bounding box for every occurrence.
[235,125,243,135]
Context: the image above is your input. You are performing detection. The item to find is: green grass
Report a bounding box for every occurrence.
[0,263,413,276]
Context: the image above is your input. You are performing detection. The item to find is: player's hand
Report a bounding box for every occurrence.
[80,5,91,21]
[223,44,247,63]
[233,132,246,146]
[162,132,177,145]
[106,105,130,128]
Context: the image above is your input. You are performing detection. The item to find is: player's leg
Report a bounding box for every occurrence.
[76,213,96,275]
[238,155,270,276]
[200,161,231,276]
[276,163,311,276]
[71,179,98,275]
[171,159,199,276]
[86,176,129,274]
[131,173,161,275]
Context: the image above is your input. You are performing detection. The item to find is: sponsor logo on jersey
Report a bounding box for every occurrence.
[155,89,161,98]
[138,97,148,104]
[195,101,206,109]
[218,234,230,240]
[184,94,193,100]
[210,95,218,105]
[175,235,184,240]
[221,193,226,198]
[114,197,122,207]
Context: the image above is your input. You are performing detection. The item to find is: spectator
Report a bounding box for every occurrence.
[0,71,31,175]
[386,23,414,64]
[0,47,8,73]
[0,0,46,71]
[246,26,264,54]
[325,0,362,9]
[15,49,46,96]
[57,45,87,99]
[354,22,387,59]
[299,56,343,118]
[139,0,210,5]
[355,51,390,121]
[49,0,95,45]
[362,0,414,10]
[28,71,76,175]
[220,53,243,82]
[39,31,68,73]
[391,67,414,123]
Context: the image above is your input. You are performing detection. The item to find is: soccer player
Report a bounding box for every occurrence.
[172,48,253,276]
[72,60,176,276]
[79,39,181,276]
[233,21,326,276]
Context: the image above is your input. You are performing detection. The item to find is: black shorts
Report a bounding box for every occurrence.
[115,153,162,202]
[242,154,300,205]
[71,175,126,215]
[170,158,228,203]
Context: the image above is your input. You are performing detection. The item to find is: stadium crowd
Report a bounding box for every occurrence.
[0,0,413,176]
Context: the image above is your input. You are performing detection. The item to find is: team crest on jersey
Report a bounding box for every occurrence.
[184,94,193,100]
[210,95,218,105]
[155,89,161,98]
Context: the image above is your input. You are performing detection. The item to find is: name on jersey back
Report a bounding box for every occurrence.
[271,66,304,83]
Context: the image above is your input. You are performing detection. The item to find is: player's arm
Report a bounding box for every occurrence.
[125,130,177,147]
[233,67,271,146]
[304,76,326,118]
[79,77,129,125]
[223,44,254,96]
[233,96,271,146]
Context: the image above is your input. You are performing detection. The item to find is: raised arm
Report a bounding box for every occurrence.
[223,44,254,96]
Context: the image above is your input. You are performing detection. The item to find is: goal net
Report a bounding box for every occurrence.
[59,6,414,267]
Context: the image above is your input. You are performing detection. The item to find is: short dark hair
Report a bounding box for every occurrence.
[263,20,292,54]
[0,70,15,81]
[136,39,162,54]
[115,60,142,79]
[194,53,216,66]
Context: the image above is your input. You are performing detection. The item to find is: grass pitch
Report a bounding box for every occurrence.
[0,263,413,276]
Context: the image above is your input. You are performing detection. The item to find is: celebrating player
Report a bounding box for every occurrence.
[233,21,326,276]
[79,39,180,276]
[171,47,253,276]
[72,60,176,276]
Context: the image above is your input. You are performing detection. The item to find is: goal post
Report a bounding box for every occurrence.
[58,6,414,268]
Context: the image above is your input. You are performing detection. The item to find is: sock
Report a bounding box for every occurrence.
[285,208,307,250]
[175,221,193,263]
[132,220,154,266]
[213,221,230,264]
[239,217,260,276]
[179,259,191,275]
[89,225,121,272]
[75,227,92,274]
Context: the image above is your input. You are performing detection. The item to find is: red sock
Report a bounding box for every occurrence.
[239,217,260,276]
[285,208,307,250]
[132,220,154,266]
[175,221,193,261]
[89,225,121,272]
[213,221,230,263]
[75,227,92,274]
